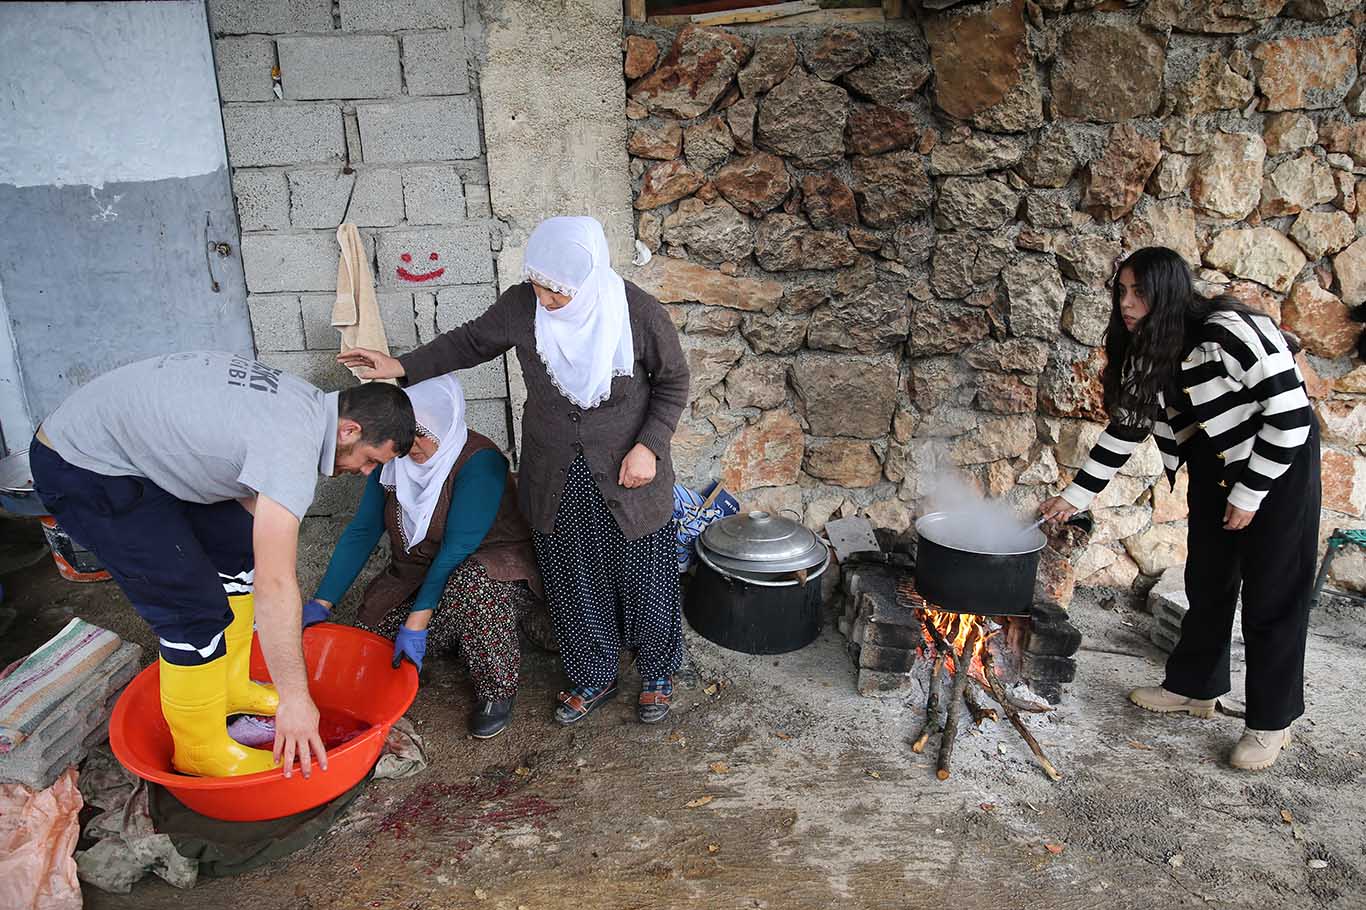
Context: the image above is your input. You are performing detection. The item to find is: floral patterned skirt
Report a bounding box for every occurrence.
[360,558,555,700]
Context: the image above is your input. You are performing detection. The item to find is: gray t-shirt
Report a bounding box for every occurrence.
[43,352,338,521]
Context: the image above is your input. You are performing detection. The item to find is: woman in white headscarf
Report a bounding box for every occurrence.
[304,375,548,739]
[340,216,691,726]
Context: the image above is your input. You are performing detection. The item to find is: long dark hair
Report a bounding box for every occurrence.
[1101,247,1270,424]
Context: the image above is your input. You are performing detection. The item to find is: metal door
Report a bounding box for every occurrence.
[0,1,252,440]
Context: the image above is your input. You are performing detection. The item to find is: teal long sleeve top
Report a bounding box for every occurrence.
[313,448,508,615]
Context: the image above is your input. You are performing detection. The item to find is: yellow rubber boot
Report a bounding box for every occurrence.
[159,656,276,777]
[225,593,279,716]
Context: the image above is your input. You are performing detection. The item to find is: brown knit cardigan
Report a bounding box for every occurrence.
[397,280,690,540]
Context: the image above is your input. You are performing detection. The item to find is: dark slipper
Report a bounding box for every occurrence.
[637,678,673,724]
[554,684,618,725]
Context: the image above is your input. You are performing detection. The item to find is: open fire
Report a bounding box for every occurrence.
[834,519,1085,784]
[920,608,990,673]
[897,578,1064,784]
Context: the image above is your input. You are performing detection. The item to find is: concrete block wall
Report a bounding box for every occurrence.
[208,0,510,514]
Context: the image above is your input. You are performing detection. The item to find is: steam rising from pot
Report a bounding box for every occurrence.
[920,472,1044,555]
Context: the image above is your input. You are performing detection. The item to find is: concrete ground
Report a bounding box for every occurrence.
[3,513,1364,910]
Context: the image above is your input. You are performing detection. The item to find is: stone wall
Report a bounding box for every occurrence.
[208,0,509,511]
[622,2,1366,594]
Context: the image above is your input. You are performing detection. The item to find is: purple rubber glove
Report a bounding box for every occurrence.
[302,598,331,628]
[393,626,427,671]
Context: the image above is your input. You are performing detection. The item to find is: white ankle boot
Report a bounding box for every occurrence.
[1128,685,1217,719]
[1230,727,1290,771]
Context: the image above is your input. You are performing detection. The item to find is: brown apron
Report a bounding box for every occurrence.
[357,430,543,627]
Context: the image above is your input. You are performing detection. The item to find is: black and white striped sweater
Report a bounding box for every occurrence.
[1060,310,1313,514]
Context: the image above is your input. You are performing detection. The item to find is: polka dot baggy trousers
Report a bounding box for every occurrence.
[533,456,683,689]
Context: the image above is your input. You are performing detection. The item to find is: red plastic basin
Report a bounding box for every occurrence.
[109,624,417,822]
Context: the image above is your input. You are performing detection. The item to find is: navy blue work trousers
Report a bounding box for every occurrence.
[29,438,254,666]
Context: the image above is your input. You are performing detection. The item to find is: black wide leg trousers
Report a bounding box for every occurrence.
[1165,423,1321,731]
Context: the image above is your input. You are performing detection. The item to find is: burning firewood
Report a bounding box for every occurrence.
[936,623,981,781]
[906,595,1061,782]
[911,607,957,754]
[916,607,954,656]
[914,607,990,779]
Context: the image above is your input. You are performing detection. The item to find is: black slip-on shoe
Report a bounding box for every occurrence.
[470,697,515,739]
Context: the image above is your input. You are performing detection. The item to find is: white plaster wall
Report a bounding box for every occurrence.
[0,1,227,188]
[477,0,635,289]
[476,0,636,459]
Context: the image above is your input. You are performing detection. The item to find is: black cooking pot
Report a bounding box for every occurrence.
[685,511,831,655]
[913,511,1044,617]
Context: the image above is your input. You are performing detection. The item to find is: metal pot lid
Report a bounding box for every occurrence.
[698,545,831,584]
[699,511,826,573]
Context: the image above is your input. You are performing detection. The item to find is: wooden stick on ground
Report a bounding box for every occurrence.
[910,651,946,754]
[980,650,1063,782]
[936,623,982,781]
[964,683,998,727]
[911,608,950,754]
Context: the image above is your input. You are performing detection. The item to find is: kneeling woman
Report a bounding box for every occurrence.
[304,376,545,739]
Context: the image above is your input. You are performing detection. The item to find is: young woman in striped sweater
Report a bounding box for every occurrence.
[1040,246,1320,771]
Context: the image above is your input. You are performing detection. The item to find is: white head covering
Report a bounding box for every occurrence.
[378,375,469,551]
[523,216,635,410]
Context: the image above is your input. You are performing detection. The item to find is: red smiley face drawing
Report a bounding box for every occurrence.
[396,252,446,283]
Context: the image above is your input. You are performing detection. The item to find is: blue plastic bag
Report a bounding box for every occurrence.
[671,480,740,573]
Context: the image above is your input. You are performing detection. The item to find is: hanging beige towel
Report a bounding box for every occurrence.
[333,223,394,384]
